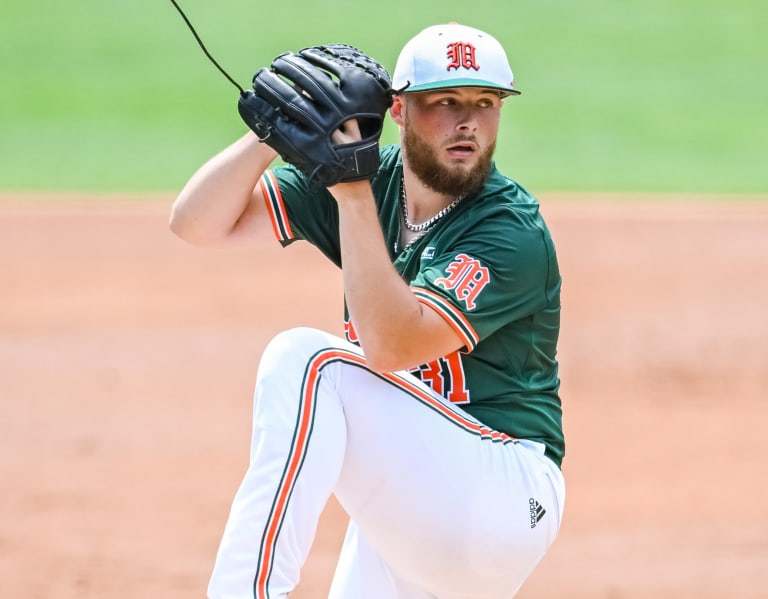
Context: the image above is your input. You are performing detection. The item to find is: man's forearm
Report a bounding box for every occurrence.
[331,181,462,371]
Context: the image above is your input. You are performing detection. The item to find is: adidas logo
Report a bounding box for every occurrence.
[529,498,546,528]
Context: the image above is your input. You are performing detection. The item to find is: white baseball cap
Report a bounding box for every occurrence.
[392,23,521,96]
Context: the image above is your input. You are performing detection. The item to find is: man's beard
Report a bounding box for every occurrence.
[403,123,495,198]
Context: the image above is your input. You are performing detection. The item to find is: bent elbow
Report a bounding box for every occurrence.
[168,205,214,246]
[168,216,199,245]
[360,341,410,373]
[168,209,185,239]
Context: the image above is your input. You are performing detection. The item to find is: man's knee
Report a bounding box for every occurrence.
[261,327,343,365]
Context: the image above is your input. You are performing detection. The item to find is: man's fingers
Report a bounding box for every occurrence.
[332,118,362,144]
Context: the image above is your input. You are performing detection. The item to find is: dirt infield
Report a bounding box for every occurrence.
[2,195,767,598]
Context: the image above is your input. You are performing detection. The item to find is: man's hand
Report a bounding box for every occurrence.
[237,44,393,187]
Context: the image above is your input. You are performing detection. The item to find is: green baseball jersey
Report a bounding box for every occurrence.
[257,145,564,466]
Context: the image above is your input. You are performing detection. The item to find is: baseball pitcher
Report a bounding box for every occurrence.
[171,22,565,599]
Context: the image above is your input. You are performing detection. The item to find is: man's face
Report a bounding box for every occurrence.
[399,88,502,197]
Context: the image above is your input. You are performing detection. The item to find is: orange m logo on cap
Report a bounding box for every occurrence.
[446,42,480,72]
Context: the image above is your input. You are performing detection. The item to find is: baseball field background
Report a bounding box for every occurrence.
[2,0,767,597]
[1,0,766,193]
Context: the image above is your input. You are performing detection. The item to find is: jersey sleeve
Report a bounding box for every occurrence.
[256,165,343,267]
[410,207,559,353]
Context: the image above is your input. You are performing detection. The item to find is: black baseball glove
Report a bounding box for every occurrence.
[238,44,393,187]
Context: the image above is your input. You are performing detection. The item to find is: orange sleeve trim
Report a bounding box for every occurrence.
[413,287,479,351]
[258,171,294,242]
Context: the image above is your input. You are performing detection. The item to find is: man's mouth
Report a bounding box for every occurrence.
[446,141,478,159]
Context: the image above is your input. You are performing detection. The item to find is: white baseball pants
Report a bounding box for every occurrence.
[207,327,565,599]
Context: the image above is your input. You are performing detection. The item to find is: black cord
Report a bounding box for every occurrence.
[168,0,245,94]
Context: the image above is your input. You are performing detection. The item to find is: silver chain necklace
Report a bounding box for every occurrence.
[400,175,465,233]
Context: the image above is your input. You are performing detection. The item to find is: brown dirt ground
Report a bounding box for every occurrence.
[2,194,767,598]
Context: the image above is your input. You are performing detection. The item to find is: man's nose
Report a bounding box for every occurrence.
[456,108,479,132]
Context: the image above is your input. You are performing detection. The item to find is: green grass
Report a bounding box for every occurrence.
[1,0,765,193]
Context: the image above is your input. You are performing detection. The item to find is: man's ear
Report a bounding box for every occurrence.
[389,95,405,126]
